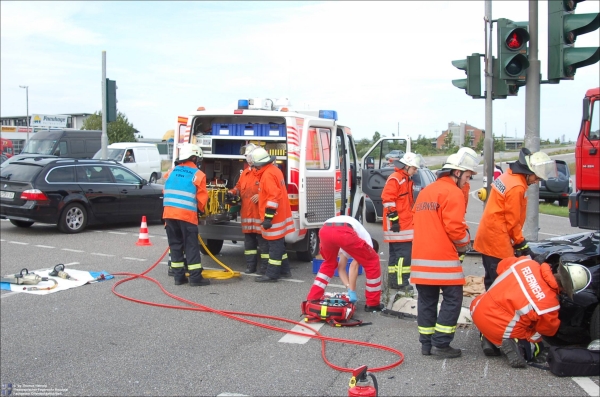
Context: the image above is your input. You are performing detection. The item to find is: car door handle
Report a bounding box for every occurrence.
[120,189,128,194]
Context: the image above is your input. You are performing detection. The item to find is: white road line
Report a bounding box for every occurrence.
[91,253,114,257]
[122,257,147,261]
[0,239,5,241]
[108,231,127,235]
[279,322,324,344]
[34,245,55,249]
[572,377,599,396]
[62,248,85,253]
[9,241,28,245]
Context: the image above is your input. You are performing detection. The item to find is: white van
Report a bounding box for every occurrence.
[93,142,162,183]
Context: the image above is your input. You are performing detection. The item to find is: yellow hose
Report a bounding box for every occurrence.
[198,235,242,279]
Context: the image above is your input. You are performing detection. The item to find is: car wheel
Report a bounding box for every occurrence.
[149,173,158,184]
[200,238,223,255]
[558,198,569,207]
[9,220,34,228]
[58,203,88,233]
[591,305,599,341]
[366,208,376,223]
[296,229,319,262]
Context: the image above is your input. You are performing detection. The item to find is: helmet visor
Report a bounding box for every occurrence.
[531,159,557,180]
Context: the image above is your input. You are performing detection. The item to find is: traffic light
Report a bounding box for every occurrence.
[492,57,525,99]
[452,53,482,98]
[497,18,530,82]
[548,0,600,81]
[106,79,117,123]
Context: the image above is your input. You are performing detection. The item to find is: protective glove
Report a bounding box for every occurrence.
[197,209,205,217]
[347,289,358,303]
[387,211,400,233]
[513,240,533,258]
[261,217,273,230]
[533,251,556,265]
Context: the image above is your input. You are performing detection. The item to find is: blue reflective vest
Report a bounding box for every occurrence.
[163,166,198,212]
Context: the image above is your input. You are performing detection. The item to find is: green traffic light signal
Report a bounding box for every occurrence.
[106,79,117,123]
[451,53,482,98]
[497,18,530,81]
[548,0,600,80]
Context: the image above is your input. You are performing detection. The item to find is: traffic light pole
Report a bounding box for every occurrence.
[483,0,494,205]
[101,51,108,160]
[523,0,541,241]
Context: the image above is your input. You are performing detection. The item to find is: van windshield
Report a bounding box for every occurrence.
[21,139,57,155]
[92,148,125,161]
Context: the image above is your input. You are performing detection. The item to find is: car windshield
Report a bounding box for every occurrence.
[21,139,57,155]
[0,163,44,182]
[92,148,125,161]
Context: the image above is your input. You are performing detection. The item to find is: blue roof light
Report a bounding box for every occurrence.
[238,99,249,109]
[319,110,338,121]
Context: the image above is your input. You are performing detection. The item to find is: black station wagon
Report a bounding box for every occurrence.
[0,157,164,233]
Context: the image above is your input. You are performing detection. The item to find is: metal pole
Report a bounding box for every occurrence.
[523,0,541,241]
[484,0,494,205]
[101,51,108,160]
[25,87,29,143]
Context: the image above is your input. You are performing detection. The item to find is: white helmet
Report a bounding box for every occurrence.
[559,263,592,299]
[178,143,203,161]
[240,143,259,165]
[250,147,275,166]
[397,152,422,169]
[442,147,480,175]
[526,151,557,180]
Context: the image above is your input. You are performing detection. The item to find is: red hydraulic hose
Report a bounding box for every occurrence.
[112,247,404,373]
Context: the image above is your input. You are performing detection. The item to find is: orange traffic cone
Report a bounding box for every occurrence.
[136,216,152,246]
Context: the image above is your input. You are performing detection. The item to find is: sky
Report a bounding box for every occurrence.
[1,1,599,143]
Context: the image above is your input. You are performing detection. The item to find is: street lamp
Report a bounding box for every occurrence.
[19,85,30,143]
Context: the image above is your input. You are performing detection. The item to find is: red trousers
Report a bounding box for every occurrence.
[307,224,382,306]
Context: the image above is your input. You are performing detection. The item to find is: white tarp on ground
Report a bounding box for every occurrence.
[1,268,112,295]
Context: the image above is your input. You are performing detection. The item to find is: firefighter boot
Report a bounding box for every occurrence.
[256,264,279,282]
[245,254,257,274]
[500,339,527,368]
[388,267,401,290]
[172,267,188,286]
[481,334,501,356]
[188,269,210,287]
[433,345,462,359]
[280,255,292,278]
[398,274,413,294]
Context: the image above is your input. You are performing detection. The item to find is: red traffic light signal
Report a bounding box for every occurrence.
[506,31,526,50]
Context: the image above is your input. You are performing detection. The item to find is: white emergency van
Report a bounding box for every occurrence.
[94,142,162,183]
[179,98,369,261]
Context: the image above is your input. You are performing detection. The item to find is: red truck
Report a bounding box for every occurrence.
[1,137,14,158]
[569,87,600,230]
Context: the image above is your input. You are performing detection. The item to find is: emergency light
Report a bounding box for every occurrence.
[319,110,338,121]
[237,99,249,109]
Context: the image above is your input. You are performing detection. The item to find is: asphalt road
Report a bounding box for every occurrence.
[1,151,598,397]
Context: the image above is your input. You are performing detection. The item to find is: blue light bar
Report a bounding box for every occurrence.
[319,110,338,121]
[238,99,249,109]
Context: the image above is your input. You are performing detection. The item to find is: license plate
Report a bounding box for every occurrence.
[0,191,15,199]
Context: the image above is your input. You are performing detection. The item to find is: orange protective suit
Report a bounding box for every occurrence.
[231,167,261,233]
[474,169,528,259]
[381,167,414,243]
[470,256,560,346]
[410,176,470,286]
[255,163,294,240]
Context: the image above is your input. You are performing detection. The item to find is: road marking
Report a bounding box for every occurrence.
[123,257,147,261]
[0,239,5,241]
[572,377,599,396]
[35,245,55,249]
[9,241,28,245]
[108,231,127,235]
[91,253,114,257]
[62,248,85,253]
[483,361,488,378]
[279,322,324,344]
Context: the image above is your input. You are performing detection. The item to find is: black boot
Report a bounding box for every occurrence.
[188,269,210,287]
[172,267,188,285]
[500,339,527,368]
[433,346,462,359]
[481,335,501,356]
[398,273,413,293]
[255,275,278,282]
[245,255,257,274]
[280,256,292,278]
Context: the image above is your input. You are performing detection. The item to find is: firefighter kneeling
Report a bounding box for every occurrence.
[470,254,589,368]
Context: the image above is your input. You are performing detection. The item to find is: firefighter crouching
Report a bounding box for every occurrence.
[382,152,422,292]
[474,148,557,291]
[163,143,209,286]
[227,143,263,274]
[470,255,589,368]
[411,149,479,358]
[251,147,295,282]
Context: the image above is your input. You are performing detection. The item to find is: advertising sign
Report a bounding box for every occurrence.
[31,114,69,128]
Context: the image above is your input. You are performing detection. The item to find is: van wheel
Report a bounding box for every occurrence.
[296,229,319,262]
[355,205,364,224]
[200,239,223,255]
[149,173,158,184]
[591,305,599,341]
[58,203,88,233]
[366,209,376,223]
[10,220,34,228]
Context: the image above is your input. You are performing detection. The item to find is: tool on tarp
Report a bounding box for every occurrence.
[1,268,59,291]
[49,264,78,281]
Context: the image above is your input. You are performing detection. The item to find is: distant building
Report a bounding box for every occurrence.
[436,122,484,149]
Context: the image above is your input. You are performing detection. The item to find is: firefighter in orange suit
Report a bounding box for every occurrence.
[474,148,557,290]
[382,152,422,291]
[251,147,295,282]
[163,143,209,286]
[470,256,587,368]
[227,143,263,274]
[411,148,479,359]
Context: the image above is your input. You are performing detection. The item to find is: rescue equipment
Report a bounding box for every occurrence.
[301,293,363,327]
[49,264,78,281]
[1,268,58,291]
[348,365,378,397]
